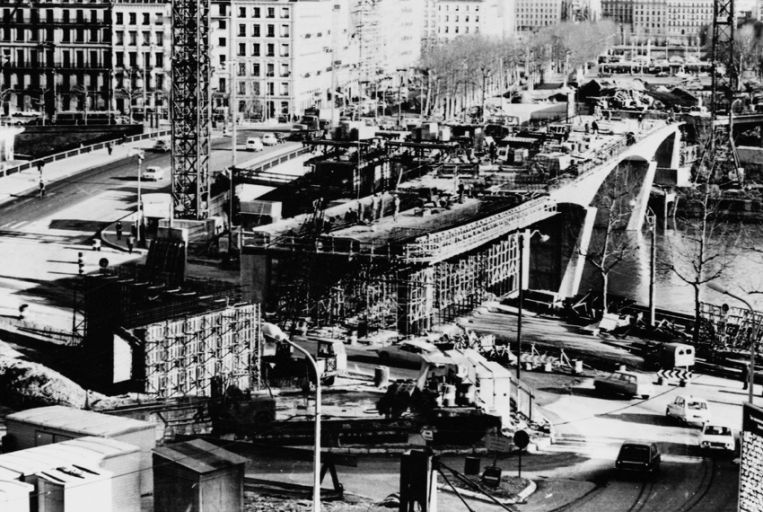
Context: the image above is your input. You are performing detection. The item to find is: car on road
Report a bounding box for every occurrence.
[699,424,735,452]
[375,339,443,367]
[615,441,661,474]
[656,71,670,77]
[594,370,654,399]
[665,395,710,426]
[261,132,278,146]
[151,139,170,152]
[246,137,264,151]
[141,166,164,181]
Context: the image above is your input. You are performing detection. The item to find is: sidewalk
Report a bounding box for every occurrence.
[0,137,164,207]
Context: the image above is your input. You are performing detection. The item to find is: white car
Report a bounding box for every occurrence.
[376,339,442,367]
[246,137,264,151]
[261,132,278,146]
[141,166,164,181]
[666,395,710,426]
[699,424,735,452]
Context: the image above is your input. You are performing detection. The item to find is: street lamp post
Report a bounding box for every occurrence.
[516,229,550,383]
[282,338,322,511]
[647,208,657,327]
[129,149,145,244]
[708,283,759,404]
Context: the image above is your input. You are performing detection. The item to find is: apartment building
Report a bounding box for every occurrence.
[436,0,504,40]
[515,0,563,33]
[112,0,172,122]
[0,0,112,118]
[603,0,713,45]
[562,0,601,21]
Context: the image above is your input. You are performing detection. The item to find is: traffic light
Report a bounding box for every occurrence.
[77,252,84,275]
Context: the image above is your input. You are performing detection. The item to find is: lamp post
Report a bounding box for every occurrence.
[516,229,550,383]
[282,338,322,511]
[708,283,759,404]
[129,149,145,244]
[646,207,657,327]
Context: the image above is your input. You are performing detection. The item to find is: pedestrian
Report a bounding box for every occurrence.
[357,201,364,225]
[37,162,44,175]
[38,179,45,198]
[458,182,465,204]
[126,235,134,254]
[371,193,380,222]
[115,220,122,240]
[742,363,749,390]
[584,122,590,134]
[591,120,599,134]
[393,193,400,221]
[489,142,497,164]
[107,142,113,155]
[376,193,384,220]
[130,222,137,239]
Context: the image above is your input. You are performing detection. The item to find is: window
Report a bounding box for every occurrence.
[280,44,289,57]
[238,82,245,94]
[116,52,124,67]
[116,12,123,24]
[155,32,162,45]
[142,13,149,25]
[129,31,136,45]
[280,63,288,77]
[252,62,260,76]
[90,28,98,42]
[267,82,274,95]
[219,37,226,47]
[280,24,289,37]
[219,54,226,66]
[156,52,164,68]
[62,28,71,42]
[219,19,226,29]
[155,12,163,24]
[253,7,260,17]
[142,31,150,45]
[252,43,260,56]
[267,7,275,18]
[76,28,84,42]
[238,23,245,36]
[266,43,274,56]
[280,7,289,18]
[238,62,245,76]
[267,24,274,37]
[219,77,226,91]
[238,7,245,17]
[253,24,260,37]
[129,12,136,24]
[238,43,245,57]
[253,82,260,95]
[129,51,137,66]
[280,82,288,96]
[266,63,274,77]
[116,31,124,44]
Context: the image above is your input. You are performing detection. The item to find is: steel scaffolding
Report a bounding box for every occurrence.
[170,0,211,219]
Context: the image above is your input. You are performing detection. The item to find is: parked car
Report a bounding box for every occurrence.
[141,166,164,181]
[666,395,710,426]
[151,139,170,152]
[699,424,735,452]
[261,132,278,146]
[615,441,661,474]
[246,137,264,151]
[376,339,443,367]
[594,371,654,399]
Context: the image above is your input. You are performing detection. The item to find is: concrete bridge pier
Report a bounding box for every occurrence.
[626,159,657,231]
[557,206,597,298]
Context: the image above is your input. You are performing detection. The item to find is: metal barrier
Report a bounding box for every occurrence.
[1,128,171,178]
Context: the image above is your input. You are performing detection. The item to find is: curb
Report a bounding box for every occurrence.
[437,477,537,505]
[322,445,489,456]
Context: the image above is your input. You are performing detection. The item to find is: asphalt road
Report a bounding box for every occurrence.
[0,134,298,235]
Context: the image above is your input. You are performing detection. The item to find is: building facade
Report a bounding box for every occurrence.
[515,0,563,33]
[0,0,113,118]
[435,0,504,40]
[112,0,172,123]
[603,0,713,45]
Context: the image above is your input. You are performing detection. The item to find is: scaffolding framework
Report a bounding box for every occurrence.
[710,0,736,115]
[171,0,211,220]
[141,303,261,399]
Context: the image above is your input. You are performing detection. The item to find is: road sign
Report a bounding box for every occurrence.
[484,433,512,453]
[513,430,530,450]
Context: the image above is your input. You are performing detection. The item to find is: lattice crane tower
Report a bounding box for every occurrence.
[710,0,736,119]
[170,0,211,220]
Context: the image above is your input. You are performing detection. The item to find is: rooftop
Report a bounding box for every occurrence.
[153,439,248,474]
[6,405,154,437]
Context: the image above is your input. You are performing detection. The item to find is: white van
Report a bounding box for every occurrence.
[594,370,654,399]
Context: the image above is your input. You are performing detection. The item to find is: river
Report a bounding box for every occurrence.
[579,221,763,314]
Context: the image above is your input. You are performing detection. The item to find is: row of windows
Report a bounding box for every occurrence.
[234,61,289,78]
[2,7,108,23]
[114,51,163,68]
[217,5,290,20]
[217,77,288,96]
[3,49,109,68]
[0,26,109,44]
[438,15,480,22]
[216,41,289,58]
[114,11,164,26]
[115,31,165,46]
[234,23,290,38]
[115,74,165,90]
[437,4,480,12]
[438,25,480,34]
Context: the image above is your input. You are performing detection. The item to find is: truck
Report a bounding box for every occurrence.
[291,107,340,137]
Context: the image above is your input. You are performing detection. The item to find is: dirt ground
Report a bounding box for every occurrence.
[245,492,395,512]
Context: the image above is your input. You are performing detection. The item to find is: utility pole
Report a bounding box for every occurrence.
[229,3,237,253]
[648,209,656,327]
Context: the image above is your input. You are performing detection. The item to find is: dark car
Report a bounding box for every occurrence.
[616,442,661,474]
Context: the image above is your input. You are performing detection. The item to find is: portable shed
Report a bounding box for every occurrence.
[0,479,33,512]
[3,406,155,495]
[153,439,248,512]
[36,465,112,512]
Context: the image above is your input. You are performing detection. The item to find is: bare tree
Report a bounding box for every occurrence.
[579,165,635,315]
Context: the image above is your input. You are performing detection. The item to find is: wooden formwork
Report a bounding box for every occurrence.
[141,303,261,398]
